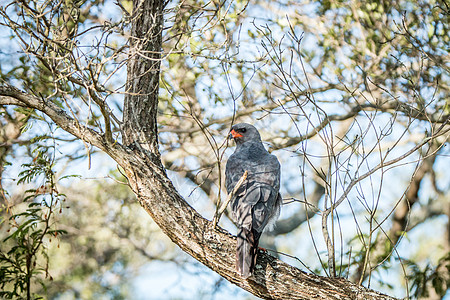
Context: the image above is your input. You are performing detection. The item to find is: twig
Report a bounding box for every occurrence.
[212,170,248,228]
[265,248,315,274]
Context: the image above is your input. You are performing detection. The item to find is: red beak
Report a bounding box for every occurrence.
[230,129,243,138]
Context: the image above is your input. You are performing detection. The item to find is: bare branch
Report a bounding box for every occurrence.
[0,84,116,155]
[212,170,247,228]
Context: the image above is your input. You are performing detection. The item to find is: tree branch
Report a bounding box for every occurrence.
[0,84,126,163]
[212,170,247,228]
[0,59,397,300]
[0,0,409,297]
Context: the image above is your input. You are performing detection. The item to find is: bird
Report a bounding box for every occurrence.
[225,123,282,279]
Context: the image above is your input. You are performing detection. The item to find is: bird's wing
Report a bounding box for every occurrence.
[229,153,281,232]
[225,153,248,196]
[226,148,282,278]
[252,154,281,191]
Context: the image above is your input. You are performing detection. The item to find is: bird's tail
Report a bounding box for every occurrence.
[236,228,261,279]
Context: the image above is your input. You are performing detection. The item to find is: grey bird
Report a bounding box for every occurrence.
[225,123,282,279]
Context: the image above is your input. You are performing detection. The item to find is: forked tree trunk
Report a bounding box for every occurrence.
[118,0,397,299]
[0,0,398,298]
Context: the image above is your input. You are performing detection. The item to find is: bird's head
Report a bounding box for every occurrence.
[229,123,262,145]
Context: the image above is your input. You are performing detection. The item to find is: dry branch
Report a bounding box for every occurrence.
[212,170,248,228]
[0,77,398,300]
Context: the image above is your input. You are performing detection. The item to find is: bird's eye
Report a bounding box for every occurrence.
[240,128,246,133]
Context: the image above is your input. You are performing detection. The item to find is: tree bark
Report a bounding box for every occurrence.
[121,0,163,154]
[0,0,398,298]
[0,84,397,300]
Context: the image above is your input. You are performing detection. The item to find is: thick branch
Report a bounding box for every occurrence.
[0,91,398,299]
[0,89,395,297]
[123,153,397,300]
[0,0,401,297]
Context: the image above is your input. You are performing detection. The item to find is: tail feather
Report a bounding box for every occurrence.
[236,228,261,278]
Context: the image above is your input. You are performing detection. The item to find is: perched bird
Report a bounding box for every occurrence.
[225,123,282,279]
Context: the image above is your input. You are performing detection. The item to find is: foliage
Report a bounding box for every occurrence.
[0,146,66,299]
[0,144,184,299]
[406,253,450,299]
[41,173,182,299]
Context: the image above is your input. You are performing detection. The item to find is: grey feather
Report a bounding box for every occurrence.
[225,123,282,278]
